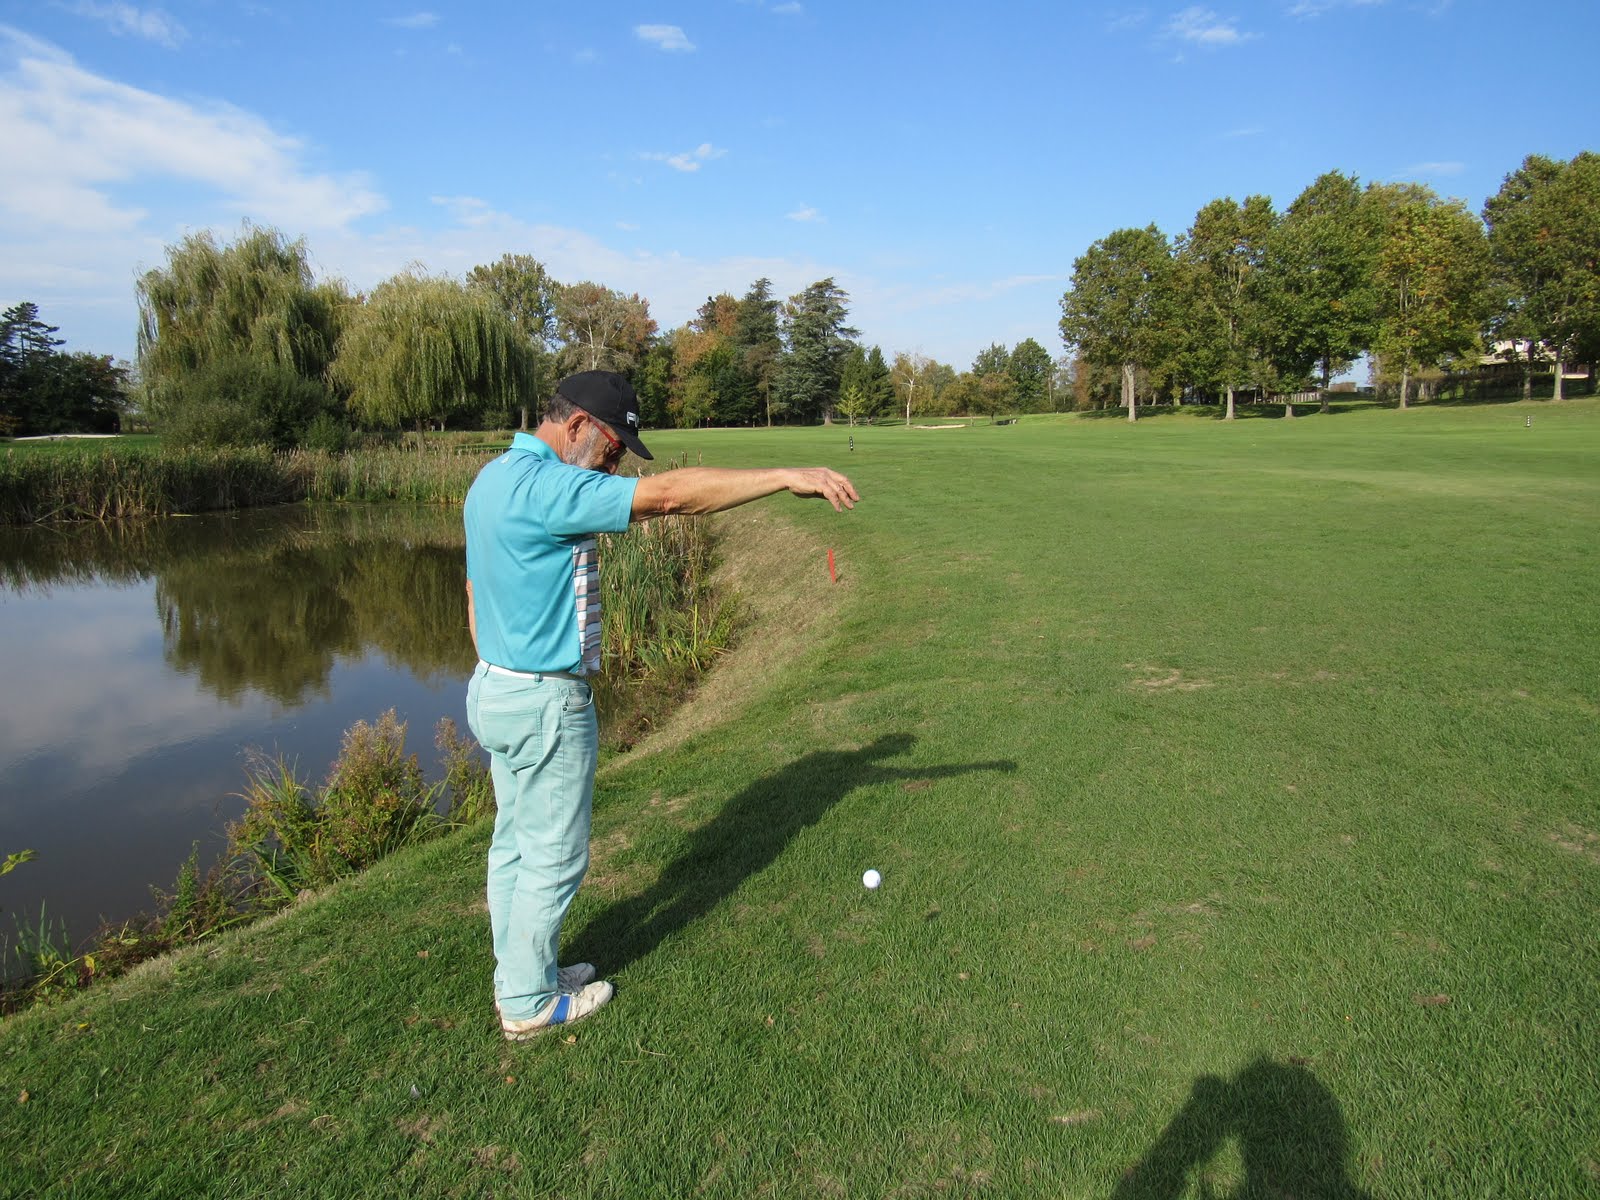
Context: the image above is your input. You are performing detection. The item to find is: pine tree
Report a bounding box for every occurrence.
[774,279,858,423]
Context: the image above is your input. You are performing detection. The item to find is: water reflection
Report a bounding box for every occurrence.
[5,506,475,703]
[0,506,479,945]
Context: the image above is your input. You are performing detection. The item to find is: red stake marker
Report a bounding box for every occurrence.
[828,548,837,583]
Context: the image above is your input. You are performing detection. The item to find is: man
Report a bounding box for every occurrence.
[464,370,858,1040]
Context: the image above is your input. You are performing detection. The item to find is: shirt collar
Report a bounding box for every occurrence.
[510,431,556,459]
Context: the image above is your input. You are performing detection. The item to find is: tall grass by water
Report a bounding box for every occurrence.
[0,439,511,523]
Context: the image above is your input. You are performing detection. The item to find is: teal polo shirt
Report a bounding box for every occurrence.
[464,433,640,675]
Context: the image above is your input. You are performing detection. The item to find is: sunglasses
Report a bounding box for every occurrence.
[583,412,626,464]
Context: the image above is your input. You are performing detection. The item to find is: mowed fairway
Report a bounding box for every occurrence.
[3,402,1597,1198]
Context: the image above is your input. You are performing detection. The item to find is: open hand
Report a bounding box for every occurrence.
[786,468,860,512]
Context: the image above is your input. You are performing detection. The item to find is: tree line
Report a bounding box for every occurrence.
[0,304,128,437]
[8,149,1595,445]
[1059,151,1600,420]
[126,227,1076,448]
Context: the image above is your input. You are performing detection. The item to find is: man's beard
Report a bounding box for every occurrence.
[560,425,609,471]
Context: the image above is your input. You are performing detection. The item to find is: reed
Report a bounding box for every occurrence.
[0,442,504,523]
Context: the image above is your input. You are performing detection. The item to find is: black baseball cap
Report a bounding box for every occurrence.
[556,370,653,461]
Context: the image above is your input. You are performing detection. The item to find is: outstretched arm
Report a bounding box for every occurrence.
[630,466,858,521]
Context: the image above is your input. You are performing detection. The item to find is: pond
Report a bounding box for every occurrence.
[0,505,487,952]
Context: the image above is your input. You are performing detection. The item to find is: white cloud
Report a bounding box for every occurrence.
[309,199,833,348]
[1165,7,1258,46]
[1287,0,1387,15]
[641,142,727,172]
[63,2,187,48]
[635,24,695,52]
[0,28,385,237]
[383,12,438,29]
[771,2,804,13]
[1107,8,1150,32]
[786,204,823,222]
[1398,160,1464,176]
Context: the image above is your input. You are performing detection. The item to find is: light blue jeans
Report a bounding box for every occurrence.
[465,662,598,1021]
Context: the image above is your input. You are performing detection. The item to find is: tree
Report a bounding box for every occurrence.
[837,345,892,426]
[734,278,783,426]
[634,341,675,429]
[1263,172,1377,413]
[1008,338,1053,411]
[862,346,894,419]
[1173,196,1276,420]
[136,224,345,443]
[1370,192,1491,409]
[940,372,979,417]
[1059,225,1174,422]
[554,282,657,374]
[1483,152,1600,401]
[973,371,1014,421]
[467,254,558,429]
[0,304,128,436]
[774,278,858,423]
[972,343,1010,378]
[332,272,532,441]
[890,351,934,425]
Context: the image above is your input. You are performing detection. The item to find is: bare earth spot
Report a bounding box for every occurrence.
[1128,665,1214,692]
[1548,822,1600,865]
[472,1145,521,1173]
[396,1115,442,1143]
[1129,935,1157,952]
[902,779,933,793]
[240,1100,305,1133]
[1052,1109,1101,1127]
[1413,994,1452,1007]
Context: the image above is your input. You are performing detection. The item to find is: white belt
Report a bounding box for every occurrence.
[479,661,587,682]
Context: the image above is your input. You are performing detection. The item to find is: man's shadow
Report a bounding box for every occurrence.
[567,733,1015,974]
[1112,1057,1376,1200]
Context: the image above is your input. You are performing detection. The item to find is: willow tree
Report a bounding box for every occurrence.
[333,272,532,443]
[136,224,346,445]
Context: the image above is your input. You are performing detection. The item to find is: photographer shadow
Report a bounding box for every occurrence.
[567,733,1016,974]
[1113,1057,1376,1200]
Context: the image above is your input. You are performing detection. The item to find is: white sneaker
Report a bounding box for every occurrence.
[501,981,614,1040]
[495,964,597,1015]
[557,962,597,990]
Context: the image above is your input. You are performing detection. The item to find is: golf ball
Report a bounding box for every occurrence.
[862,869,882,890]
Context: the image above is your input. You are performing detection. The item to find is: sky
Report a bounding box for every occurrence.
[3,0,1597,372]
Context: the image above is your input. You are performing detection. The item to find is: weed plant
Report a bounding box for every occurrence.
[0,713,494,1014]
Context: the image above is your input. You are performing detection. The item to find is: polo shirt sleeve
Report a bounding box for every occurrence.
[539,464,639,537]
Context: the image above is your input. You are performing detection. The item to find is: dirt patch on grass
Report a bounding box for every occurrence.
[615,507,845,764]
[1125,664,1214,691]
[239,1100,306,1132]
[396,1114,444,1143]
[1548,822,1600,865]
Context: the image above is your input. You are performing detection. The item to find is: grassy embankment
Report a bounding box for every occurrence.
[2,400,1598,1197]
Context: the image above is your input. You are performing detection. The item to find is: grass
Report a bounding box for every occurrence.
[2,399,1598,1197]
[0,439,507,523]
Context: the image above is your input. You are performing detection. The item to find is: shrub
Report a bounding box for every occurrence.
[152,356,332,450]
